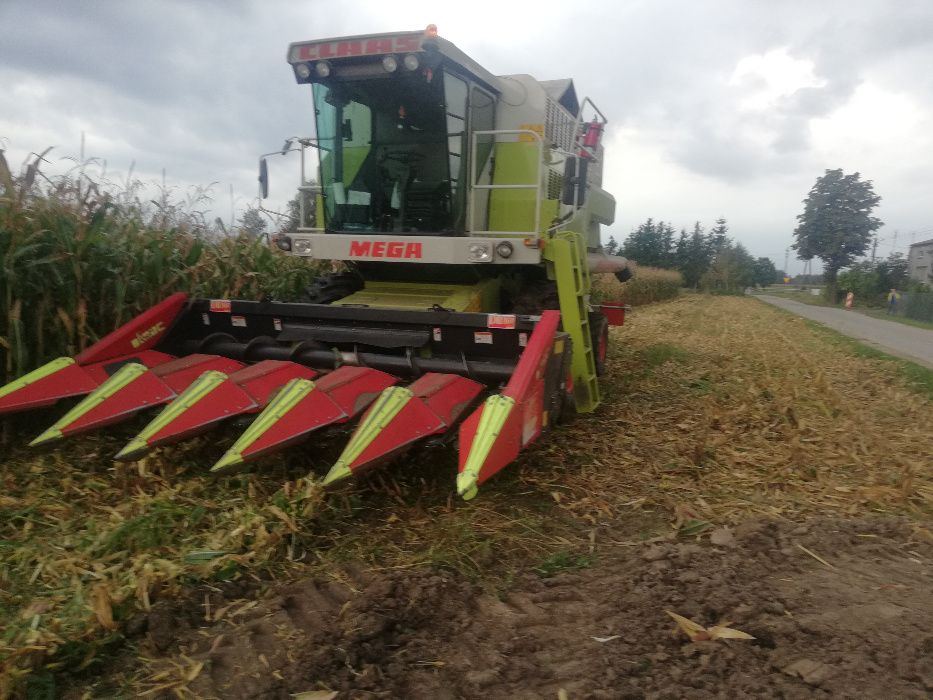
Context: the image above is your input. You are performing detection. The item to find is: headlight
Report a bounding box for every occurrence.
[403,53,420,71]
[295,63,311,80]
[382,55,398,72]
[495,241,514,258]
[314,61,331,78]
[468,242,493,263]
[293,238,313,255]
[275,235,292,252]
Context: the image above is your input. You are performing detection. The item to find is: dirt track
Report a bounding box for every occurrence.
[122,517,933,699]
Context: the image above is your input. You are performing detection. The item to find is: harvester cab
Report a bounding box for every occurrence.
[0,27,632,501]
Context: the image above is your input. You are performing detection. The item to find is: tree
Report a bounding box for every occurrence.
[604,235,620,255]
[837,253,910,307]
[792,169,882,300]
[239,206,268,240]
[621,218,676,267]
[707,217,729,255]
[751,257,778,287]
[875,253,908,291]
[679,221,711,288]
[702,242,755,293]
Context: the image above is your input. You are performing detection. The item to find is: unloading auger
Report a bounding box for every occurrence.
[0,26,632,500]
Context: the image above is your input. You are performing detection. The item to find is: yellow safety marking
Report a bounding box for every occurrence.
[456,394,515,501]
[115,370,228,460]
[30,362,148,446]
[322,386,413,486]
[211,377,316,474]
[0,357,76,400]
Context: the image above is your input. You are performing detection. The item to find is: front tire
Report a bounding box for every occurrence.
[590,312,609,377]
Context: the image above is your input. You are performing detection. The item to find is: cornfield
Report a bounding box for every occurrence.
[0,151,321,382]
[592,265,683,306]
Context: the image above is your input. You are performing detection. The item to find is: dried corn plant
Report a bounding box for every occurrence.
[0,149,321,382]
[592,266,683,306]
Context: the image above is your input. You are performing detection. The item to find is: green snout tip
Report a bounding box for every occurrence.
[456,473,478,501]
[321,461,352,487]
[210,451,244,474]
[114,438,149,462]
[29,428,63,447]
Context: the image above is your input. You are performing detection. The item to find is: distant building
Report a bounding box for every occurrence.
[907,238,933,285]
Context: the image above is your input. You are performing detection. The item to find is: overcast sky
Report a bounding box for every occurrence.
[2,0,932,272]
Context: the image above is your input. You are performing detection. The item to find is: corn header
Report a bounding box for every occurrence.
[0,26,631,500]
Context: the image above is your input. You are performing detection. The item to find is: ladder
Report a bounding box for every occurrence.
[546,230,601,413]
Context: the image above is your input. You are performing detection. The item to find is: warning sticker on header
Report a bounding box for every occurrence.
[487,314,516,329]
[474,331,493,345]
[210,299,232,313]
[231,315,247,328]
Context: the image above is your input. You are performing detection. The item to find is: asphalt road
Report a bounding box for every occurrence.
[756,295,933,369]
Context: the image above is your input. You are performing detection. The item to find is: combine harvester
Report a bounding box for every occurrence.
[0,26,631,500]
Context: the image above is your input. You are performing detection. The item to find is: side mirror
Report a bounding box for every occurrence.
[258,158,269,199]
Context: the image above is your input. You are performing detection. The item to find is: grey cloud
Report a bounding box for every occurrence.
[0,0,930,266]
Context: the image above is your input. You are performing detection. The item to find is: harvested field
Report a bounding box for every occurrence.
[2,294,932,697]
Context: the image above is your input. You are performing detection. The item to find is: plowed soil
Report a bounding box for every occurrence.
[127,517,932,699]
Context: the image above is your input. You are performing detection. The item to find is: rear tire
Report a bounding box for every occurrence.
[590,312,609,376]
[302,272,364,304]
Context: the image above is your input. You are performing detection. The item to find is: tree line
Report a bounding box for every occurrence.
[606,217,780,291]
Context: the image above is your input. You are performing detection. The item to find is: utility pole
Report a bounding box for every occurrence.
[870,236,878,264]
[892,230,898,255]
[784,247,790,282]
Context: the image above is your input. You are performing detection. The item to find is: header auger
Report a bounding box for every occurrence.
[0,26,631,500]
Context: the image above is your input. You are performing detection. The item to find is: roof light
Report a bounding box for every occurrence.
[382,55,398,72]
[403,53,420,71]
[295,63,311,79]
[314,61,331,78]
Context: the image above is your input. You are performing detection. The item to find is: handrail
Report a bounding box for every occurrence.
[467,129,544,238]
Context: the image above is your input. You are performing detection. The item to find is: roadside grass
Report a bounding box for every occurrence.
[4,295,933,695]
[861,308,933,332]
